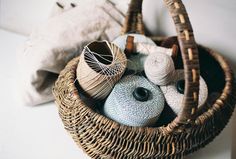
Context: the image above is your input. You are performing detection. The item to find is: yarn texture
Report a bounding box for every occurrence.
[103,75,165,127]
[77,41,127,100]
[144,52,175,86]
[160,69,208,114]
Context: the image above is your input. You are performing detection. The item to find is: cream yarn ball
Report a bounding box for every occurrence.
[144,52,175,86]
[160,69,208,114]
[76,41,127,100]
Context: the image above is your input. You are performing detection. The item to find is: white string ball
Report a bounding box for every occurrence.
[144,52,175,86]
[76,41,127,100]
[103,75,165,127]
[160,69,208,114]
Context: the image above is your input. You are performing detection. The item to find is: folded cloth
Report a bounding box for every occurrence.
[17,0,127,106]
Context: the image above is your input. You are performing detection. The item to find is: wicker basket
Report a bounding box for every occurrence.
[53,0,236,158]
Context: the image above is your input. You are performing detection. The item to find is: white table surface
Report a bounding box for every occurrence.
[0,29,235,159]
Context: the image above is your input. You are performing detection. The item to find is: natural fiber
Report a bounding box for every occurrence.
[103,75,165,127]
[53,0,236,158]
[160,69,208,114]
[76,41,127,100]
[144,52,175,85]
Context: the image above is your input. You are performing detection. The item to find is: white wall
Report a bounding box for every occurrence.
[0,0,54,35]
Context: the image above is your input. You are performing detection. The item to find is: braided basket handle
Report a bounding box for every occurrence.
[122,0,200,124]
[121,0,145,34]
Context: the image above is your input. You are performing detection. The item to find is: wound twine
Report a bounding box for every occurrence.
[144,52,175,86]
[76,41,127,100]
[103,75,165,127]
[160,69,208,114]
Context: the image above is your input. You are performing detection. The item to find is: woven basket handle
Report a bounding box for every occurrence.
[121,0,145,34]
[122,0,200,124]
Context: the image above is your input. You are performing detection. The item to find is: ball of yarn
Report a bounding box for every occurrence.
[76,41,127,100]
[161,36,183,69]
[103,75,165,127]
[112,34,156,71]
[160,69,208,114]
[144,52,175,86]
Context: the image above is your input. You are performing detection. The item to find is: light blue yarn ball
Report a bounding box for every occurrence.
[103,75,165,127]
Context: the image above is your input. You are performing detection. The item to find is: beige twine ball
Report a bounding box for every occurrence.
[76,41,127,100]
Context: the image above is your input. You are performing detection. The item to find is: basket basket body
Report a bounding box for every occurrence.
[53,45,236,158]
[53,0,236,158]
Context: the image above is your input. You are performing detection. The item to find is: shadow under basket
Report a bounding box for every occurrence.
[52,0,236,158]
